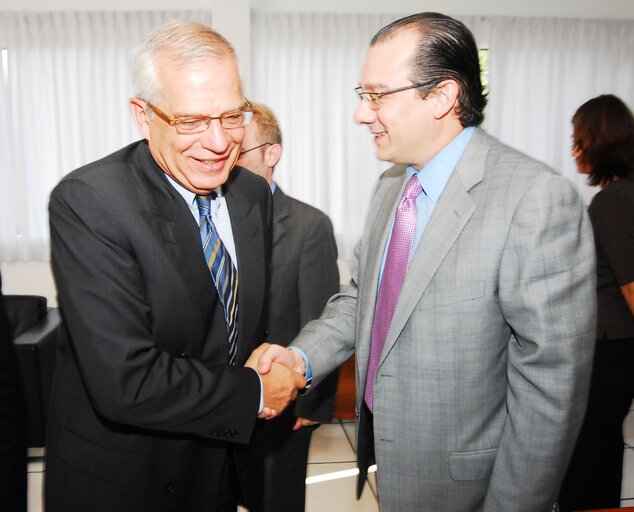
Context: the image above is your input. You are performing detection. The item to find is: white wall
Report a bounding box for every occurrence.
[3,0,634,18]
[1,262,57,306]
[256,0,634,18]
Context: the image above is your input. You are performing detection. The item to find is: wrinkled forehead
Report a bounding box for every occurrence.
[154,56,244,114]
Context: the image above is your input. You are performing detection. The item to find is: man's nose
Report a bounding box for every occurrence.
[198,119,233,153]
[354,100,377,125]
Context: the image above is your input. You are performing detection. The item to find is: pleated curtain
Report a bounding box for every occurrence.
[1,10,633,264]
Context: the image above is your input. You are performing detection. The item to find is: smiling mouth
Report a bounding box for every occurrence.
[192,156,228,168]
[187,157,232,176]
[372,131,387,141]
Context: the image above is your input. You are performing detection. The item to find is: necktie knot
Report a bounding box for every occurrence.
[195,195,212,221]
[403,175,423,201]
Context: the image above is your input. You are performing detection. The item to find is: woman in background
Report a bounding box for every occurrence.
[559,94,634,511]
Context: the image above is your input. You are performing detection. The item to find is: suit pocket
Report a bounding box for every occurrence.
[419,281,486,310]
[58,427,143,485]
[449,447,497,481]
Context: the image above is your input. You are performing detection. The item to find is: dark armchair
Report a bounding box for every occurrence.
[5,295,60,448]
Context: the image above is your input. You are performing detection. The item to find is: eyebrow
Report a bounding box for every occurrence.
[173,103,245,118]
[359,82,389,92]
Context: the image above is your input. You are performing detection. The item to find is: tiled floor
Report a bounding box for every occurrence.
[304,420,379,512]
[623,402,634,508]
[27,408,634,511]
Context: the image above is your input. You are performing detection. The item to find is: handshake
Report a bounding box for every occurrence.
[245,343,308,419]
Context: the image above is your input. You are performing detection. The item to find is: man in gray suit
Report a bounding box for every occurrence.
[257,12,597,512]
[237,102,340,511]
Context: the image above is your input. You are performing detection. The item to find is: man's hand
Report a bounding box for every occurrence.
[260,362,306,418]
[256,343,306,376]
[293,417,319,431]
[245,344,306,419]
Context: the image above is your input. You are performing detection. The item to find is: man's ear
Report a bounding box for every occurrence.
[432,80,460,120]
[265,143,282,168]
[129,98,151,140]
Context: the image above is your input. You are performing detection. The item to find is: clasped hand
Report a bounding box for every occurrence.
[244,343,307,419]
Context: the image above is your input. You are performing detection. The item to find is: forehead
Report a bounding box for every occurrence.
[360,29,419,89]
[156,56,243,113]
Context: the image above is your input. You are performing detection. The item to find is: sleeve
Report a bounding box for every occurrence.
[589,187,634,285]
[294,212,341,421]
[483,174,597,511]
[291,238,360,390]
[49,179,260,443]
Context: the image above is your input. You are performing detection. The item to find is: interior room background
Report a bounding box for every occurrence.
[1,0,633,304]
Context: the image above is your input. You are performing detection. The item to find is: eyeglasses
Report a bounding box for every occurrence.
[239,142,272,156]
[355,80,437,110]
[145,100,253,134]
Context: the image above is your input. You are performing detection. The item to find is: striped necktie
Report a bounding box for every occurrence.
[195,195,239,365]
[365,175,422,412]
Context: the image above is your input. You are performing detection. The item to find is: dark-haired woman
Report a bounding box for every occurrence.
[559,94,634,511]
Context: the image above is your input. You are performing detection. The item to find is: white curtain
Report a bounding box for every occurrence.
[251,12,398,263]
[2,11,633,263]
[0,10,211,262]
[250,12,634,263]
[486,17,634,204]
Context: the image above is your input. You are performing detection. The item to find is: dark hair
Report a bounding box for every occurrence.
[572,94,634,187]
[371,12,487,127]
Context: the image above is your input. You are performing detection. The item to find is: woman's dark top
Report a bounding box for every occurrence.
[588,177,634,340]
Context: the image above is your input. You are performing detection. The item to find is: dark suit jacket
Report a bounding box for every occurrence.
[45,141,271,512]
[0,273,27,512]
[264,186,339,439]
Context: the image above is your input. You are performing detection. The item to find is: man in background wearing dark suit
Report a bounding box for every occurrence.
[0,271,26,512]
[45,22,303,512]
[237,102,340,511]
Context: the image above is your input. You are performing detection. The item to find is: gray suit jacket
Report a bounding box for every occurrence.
[267,186,339,423]
[293,129,596,512]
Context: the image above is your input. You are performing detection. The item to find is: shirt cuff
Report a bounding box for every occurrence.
[289,347,312,394]
[256,372,264,414]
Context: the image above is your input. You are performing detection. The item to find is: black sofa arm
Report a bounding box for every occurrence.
[6,296,60,448]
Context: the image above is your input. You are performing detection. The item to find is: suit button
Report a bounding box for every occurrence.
[164,483,176,495]
[179,352,189,358]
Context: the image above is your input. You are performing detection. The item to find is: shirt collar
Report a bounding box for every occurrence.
[164,174,223,211]
[407,126,475,203]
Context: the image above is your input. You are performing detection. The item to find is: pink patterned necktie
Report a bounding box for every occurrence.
[365,175,422,412]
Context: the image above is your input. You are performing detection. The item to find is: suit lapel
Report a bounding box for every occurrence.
[272,186,290,246]
[377,130,490,367]
[136,146,214,334]
[355,166,407,388]
[225,178,265,364]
